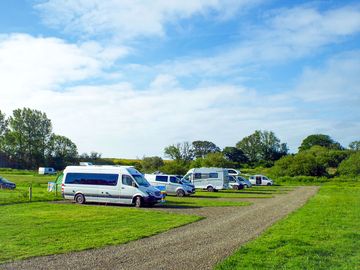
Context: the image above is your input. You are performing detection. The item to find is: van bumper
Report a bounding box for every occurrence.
[143,195,162,205]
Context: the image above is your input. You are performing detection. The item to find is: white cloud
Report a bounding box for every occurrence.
[294,50,360,102]
[35,0,261,41]
[148,5,360,78]
[0,34,127,102]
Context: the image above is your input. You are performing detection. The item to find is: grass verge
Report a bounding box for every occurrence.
[215,184,360,270]
[162,196,252,208]
[0,202,201,264]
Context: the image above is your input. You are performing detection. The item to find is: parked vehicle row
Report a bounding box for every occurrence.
[58,164,273,207]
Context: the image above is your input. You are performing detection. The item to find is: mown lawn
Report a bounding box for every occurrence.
[0,202,201,263]
[0,173,61,204]
[163,196,251,207]
[215,184,360,270]
[192,186,294,199]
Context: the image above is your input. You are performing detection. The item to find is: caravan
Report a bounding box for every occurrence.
[182,167,229,192]
[61,166,162,207]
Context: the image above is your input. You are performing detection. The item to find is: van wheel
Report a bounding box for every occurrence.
[135,196,143,208]
[176,189,185,197]
[74,194,85,204]
[207,186,214,192]
[267,183,272,186]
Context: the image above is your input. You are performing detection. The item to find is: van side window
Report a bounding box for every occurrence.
[122,175,134,186]
[65,173,118,186]
[169,176,178,183]
[194,173,202,179]
[155,175,168,182]
[209,173,218,178]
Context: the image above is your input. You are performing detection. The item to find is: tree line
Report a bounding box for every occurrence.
[0,108,101,170]
[1,107,359,177]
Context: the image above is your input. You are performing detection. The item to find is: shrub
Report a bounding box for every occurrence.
[337,152,360,176]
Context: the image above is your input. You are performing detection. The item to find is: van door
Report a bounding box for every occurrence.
[169,176,180,193]
[119,175,138,204]
[256,176,262,185]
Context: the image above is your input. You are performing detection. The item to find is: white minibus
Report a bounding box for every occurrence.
[61,166,162,207]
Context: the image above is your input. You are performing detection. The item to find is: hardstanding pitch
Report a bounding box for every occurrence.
[0,186,318,270]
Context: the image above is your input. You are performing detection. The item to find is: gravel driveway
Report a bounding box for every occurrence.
[0,186,318,270]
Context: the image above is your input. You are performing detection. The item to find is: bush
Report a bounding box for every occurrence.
[275,175,329,184]
[337,152,360,176]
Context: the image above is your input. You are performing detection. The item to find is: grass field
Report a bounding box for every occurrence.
[215,184,360,270]
[0,202,201,263]
[0,172,61,204]
[162,196,251,207]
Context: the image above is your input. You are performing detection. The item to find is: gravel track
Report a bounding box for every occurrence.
[1,186,318,270]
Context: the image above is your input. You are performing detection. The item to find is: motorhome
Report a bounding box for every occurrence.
[61,166,162,207]
[145,174,195,197]
[182,167,229,192]
[38,167,56,175]
[249,175,274,186]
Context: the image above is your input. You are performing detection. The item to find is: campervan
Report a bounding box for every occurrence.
[38,167,56,175]
[145,174,195,197]
[182,167,229,192]
[249,175,273,186]
[61,166,162,207]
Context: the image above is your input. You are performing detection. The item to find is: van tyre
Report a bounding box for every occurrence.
[74,193,85,204]
[135,196,143,208]
[176,189,185,197]
[207,186,214,192]
[267,183,272,186]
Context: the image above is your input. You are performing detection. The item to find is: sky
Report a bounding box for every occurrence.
[0,0,359,158]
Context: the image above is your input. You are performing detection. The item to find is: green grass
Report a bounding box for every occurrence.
[215,184,360,270]
[162,196,252,207]
[0,173,61,204]
[0,202,201,263]
[192,186,294,199]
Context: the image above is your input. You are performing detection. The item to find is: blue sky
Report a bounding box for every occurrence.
[0,0,359,158]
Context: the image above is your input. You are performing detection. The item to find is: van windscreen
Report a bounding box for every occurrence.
[132,174,150,187]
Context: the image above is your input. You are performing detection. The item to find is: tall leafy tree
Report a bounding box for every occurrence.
[299,134,342,151]
[0,110,7,138]
[4,108,52,169]
[164,142,193,162]
[222,146,248,164]
[192,140,220,158]
[46,134,78,169]
[236,130,288,165]
[349,141,360,151]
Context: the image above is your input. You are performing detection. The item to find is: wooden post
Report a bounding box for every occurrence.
[29,184,32,202]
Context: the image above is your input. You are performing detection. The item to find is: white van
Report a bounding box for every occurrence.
[61,166,162,207]
[38,167,56,175]
[145,174,195,197]
[182,167,229,192]
[249,175,274,186]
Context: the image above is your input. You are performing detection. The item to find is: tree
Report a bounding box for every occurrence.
[338,152,360,176]
[164,142,193,162]
[46,134,78,169]
[349,141,360,151]
[0,110,7,138]
[4,108,52,169]
[299,134,342,151]
[236,130,288,165]
[222,147,248,164]
[192,140,220,158]
[141,156,164,173]
[201,152,234,168]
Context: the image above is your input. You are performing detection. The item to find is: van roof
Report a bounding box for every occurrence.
[64,165,136,173]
